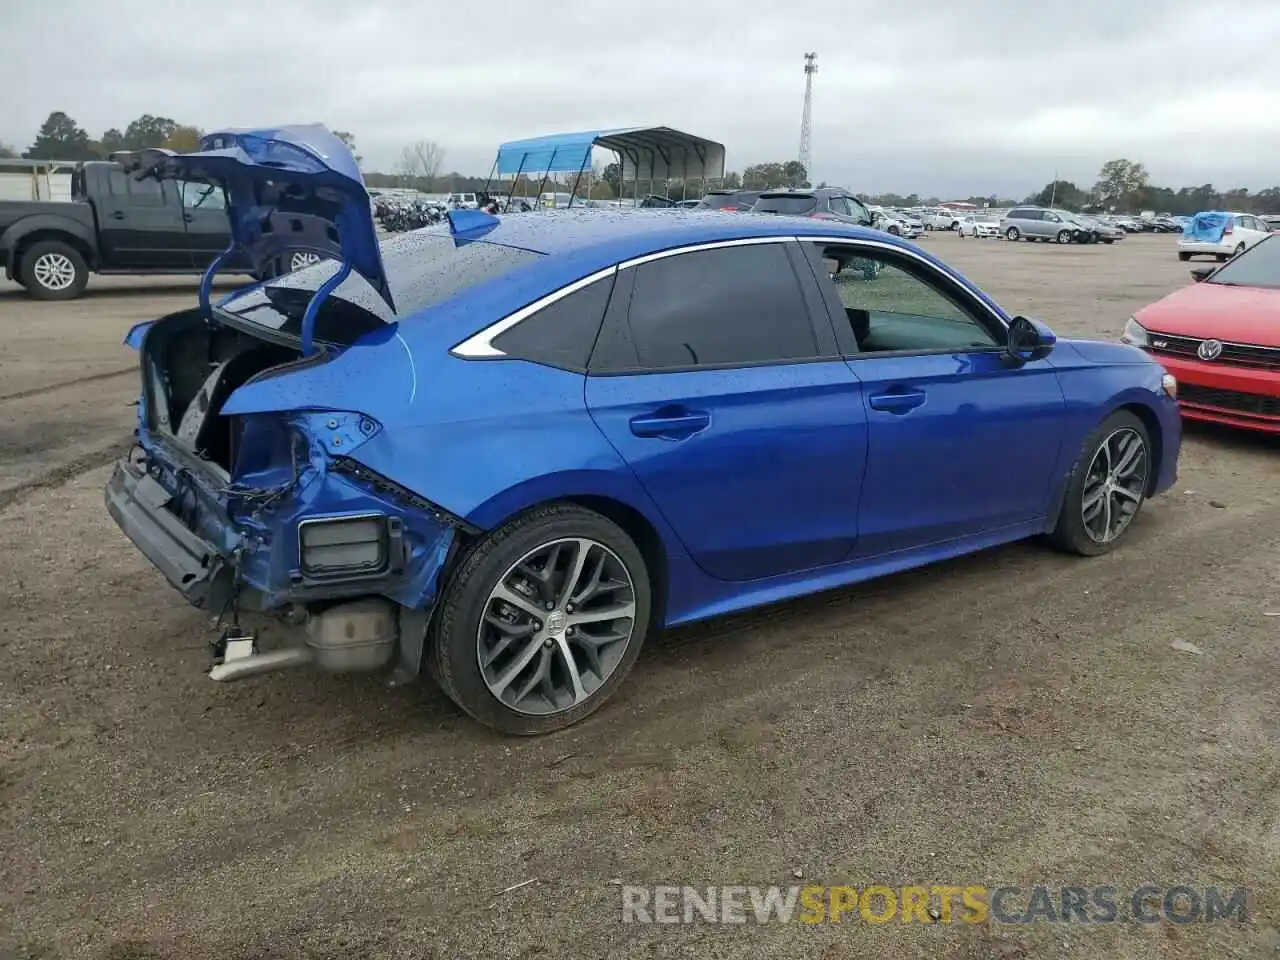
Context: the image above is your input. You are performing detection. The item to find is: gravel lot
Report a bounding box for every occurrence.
[2,233,1277,959]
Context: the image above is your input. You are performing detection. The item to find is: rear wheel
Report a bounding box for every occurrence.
[1177,252,1190,261]
[19,240,89,300]
[1049,411,1151,557]
[1233,243,1246,258]
[428,504,651,735]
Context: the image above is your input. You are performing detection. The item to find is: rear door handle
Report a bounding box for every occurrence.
[182,213,194,223]
[868,389,926,413]
[629,408,710,439]
[110,210,126,220]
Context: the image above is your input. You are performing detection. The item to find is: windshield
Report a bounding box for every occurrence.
[224,232,542,344]
[1206,235,1280,289]
[753,195,818,215]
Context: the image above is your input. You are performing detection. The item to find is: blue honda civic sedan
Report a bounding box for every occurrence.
[106,127,1181,734]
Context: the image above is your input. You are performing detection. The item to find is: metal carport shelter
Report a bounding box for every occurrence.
[486,126,727,210]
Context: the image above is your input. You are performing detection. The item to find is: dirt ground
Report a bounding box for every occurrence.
[2,234,1277,959]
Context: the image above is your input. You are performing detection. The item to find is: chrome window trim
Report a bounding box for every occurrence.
[799,234,1010,330]
[450,237,797,359]
[449,232,1005,360]
[450,266,618,359]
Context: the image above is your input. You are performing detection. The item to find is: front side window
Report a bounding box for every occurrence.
[621,244,820,370]
[809,243,1001,355]
[180,181,227,210]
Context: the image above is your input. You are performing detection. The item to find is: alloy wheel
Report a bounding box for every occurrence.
[1057,230,1072,244]
[1005,227,1019,241]
[477,537,637,716]
[32,252,77,291]
[1081,428,1148,543]
[289,251,323,271]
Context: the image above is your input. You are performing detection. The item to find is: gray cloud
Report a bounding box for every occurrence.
[2,0,1278,197]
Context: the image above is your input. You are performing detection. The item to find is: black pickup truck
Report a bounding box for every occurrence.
[0,161,332,300]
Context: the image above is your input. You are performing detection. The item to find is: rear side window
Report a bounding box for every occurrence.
[753,194,818,215]
[492,274,615,373]
[700,193,742,210]
[619,244,819,370]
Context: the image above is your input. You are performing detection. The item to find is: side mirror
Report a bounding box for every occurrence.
[1190,266,1215,282]
[1005,315,1056,366]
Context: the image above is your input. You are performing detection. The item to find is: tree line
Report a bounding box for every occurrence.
[8,113,1280,215]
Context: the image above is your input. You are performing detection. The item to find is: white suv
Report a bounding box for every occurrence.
[1177,212,1269,261]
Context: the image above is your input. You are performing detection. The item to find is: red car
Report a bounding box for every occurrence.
[1124,237,1280,434]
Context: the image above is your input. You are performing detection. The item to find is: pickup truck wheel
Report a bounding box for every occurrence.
[428,503,651,735]
[21,240,88,300]
[288,250,324,272]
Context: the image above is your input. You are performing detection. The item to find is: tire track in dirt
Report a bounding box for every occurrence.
[0,366,134,404]
[0,374,137,513]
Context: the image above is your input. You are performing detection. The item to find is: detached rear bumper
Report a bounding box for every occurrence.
[105,459,231,610]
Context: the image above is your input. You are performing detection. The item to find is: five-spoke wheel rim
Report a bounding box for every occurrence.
[33,252,76,291]
[290,251,323,271]
[477,537,637,716]
[1081,428,1148,543]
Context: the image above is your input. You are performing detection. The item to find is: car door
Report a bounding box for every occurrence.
[800,238,1067,557]
[95,167,189,268]
[177,180,250,270]
[584,239,869,582]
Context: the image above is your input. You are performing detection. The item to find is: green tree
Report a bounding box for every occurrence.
[23,111,97,160]
[1028,180,1088,209]
[1094,159,1149,211]
[601,162,622,197]
[100,128,127,154]
[164,125,203,153]
[122,114,178,149]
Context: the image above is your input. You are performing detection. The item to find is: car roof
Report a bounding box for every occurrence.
[444,209,886,261]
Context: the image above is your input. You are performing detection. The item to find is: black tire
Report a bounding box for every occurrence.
[428,503,651,735]
[1005,227,1020,241]
[1048,410,1151,557]
[1103,238,1115,244]
[1233,243,1246,258]
[19,239,89,300]
[1177,252,1190,261]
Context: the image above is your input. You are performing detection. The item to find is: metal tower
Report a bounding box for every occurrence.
[799,52,817,181]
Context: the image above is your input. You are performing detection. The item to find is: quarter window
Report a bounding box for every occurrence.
[492,274,615,373]
[623,244,819,370]
[809,244,1001,355]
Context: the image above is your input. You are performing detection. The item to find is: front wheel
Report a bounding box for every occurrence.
[428,504,651,735]
[1005,227,1020,241]
[1048,411,1151,556]
[1056,230,1073,244]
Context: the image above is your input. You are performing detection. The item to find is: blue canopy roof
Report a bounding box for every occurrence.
[495,126,726,181]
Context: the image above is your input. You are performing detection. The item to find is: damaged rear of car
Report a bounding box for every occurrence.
[105,126,532,685]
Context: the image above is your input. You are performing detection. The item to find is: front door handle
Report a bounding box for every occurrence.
[110,210,126,220]
[868,389,926,413]
[629,407,710,439]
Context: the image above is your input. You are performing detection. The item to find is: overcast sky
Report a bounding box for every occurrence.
[3,0,1278,197]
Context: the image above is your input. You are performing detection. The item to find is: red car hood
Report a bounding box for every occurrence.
[1136,282,1280,346]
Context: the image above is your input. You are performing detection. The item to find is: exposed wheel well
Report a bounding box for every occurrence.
[1117,402,1163,495]
[12,230,95,277]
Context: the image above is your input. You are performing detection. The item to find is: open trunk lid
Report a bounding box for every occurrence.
[112,125,394,334]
